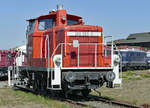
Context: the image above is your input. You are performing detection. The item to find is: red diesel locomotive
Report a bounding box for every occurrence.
[11,5,119,96]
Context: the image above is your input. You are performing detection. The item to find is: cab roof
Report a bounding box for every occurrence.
[27,12,82,22]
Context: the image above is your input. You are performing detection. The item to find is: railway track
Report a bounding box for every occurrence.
[13,86,149,108]
[60,95,142,108]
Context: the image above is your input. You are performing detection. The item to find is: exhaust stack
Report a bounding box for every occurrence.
[57,4,63,10]
[56,4,67,26]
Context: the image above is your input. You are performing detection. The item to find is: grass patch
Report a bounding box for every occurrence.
[122,70,150,81]
[125,71,134,76]
[122,75,128,79]
[127,77,142,80]
[99,70,150,105]
[13,90,71,108]
[0,88,80,108]
[139,73,150,78]
[99,96,114,100]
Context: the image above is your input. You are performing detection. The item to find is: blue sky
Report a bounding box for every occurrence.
[0,0,150,49]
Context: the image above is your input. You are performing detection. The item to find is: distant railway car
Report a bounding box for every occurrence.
[146,52,150,68]
[116,49,147,70]
[0,50,16,79]
[0,45,27,80]
[10,5,122,96]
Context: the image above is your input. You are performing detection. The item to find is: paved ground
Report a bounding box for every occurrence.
[0,81,8,88]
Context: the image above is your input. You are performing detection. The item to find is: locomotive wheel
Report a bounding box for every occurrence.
[41,79,47,90]
[33,80,39,92]
[106,81,113,88]
[40,79,47,95]
[81,89,91,97]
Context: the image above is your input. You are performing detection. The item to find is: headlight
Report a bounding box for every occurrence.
[53,55,62,67]
[114,55,120,66]
[105,72,115,82]
[55,57,61,67]
[65,72,75,82]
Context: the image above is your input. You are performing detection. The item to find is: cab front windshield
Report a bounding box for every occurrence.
[38,18,79,30]
[38,18,55,30]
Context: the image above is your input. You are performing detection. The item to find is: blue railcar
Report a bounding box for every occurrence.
[146,52,150,68]
[115,49,147,70]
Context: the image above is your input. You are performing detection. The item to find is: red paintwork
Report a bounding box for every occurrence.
[0,50,16,67]
[0,50,27,68]
[27,8,112,68]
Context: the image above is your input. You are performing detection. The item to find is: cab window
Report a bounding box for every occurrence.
[67,19,78,25]
[28,20,35,34]
[38,19,55,30]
